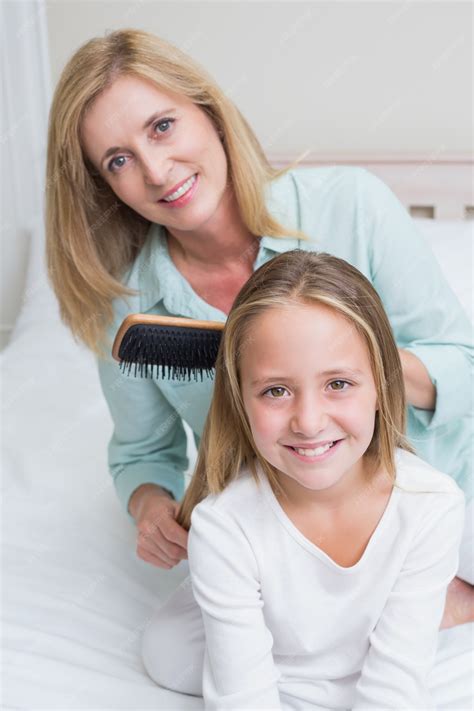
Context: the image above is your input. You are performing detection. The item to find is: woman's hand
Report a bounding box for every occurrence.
[129,484,188,569]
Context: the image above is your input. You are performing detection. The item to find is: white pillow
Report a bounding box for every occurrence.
[413,218,473,321]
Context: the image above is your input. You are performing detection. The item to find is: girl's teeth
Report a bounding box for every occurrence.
[293,442,334,457]
[163,174,196,202]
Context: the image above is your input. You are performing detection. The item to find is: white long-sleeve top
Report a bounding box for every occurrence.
[187,448,465,711]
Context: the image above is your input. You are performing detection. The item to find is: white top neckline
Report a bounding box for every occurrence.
[255,457,400,573]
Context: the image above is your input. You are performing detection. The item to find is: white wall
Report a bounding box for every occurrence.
[46,0,472,154]
[1,0,472,350]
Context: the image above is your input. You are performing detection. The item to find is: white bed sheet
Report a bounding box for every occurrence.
[1,218,472,709]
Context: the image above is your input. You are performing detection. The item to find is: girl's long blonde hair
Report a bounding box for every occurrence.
[45,29,309,358]
[177,250,415,530]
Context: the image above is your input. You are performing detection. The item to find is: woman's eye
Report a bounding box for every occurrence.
[264,387,288,399]
[153,118,175,135]
[108,155,127,172]
[107,118,175,172]
[329,380,350,391]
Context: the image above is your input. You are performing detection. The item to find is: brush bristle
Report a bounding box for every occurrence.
[117,324,222,380]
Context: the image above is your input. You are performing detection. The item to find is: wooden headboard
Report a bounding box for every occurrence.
[269,153,474,221]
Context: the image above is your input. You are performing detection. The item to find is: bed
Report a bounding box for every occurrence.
[2,158,473,709]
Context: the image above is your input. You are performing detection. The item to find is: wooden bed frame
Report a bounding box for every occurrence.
[269,153,474,221]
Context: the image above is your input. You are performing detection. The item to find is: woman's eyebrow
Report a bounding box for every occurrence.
[251,368,364,387]
[100,108,177,166]
[141,107,177,130]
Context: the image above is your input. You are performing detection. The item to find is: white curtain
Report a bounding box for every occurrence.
[0,0,52,346]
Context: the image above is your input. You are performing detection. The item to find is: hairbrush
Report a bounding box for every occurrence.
[112,314,225,381]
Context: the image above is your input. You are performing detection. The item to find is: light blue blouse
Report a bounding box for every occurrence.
[97,166,473,523]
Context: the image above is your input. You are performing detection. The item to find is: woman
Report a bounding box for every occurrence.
[46,29,472,629]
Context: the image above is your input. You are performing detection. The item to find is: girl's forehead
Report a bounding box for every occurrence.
[246,302,353,335]
[239,303,371,368]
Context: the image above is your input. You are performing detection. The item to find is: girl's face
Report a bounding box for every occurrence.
[240,302,379,506]
[81,74,229,231]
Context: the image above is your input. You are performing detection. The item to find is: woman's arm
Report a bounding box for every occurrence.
[398,348,436,411]
[97,352,188,524]
[188,502,282,709]
[353,486,465,710]
[359,168,472,432]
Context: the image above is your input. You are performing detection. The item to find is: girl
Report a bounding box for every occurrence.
[142,250,465,710]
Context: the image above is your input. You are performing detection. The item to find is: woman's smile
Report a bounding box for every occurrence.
[158,173,199,207]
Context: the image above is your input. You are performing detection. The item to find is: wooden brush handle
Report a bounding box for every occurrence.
[112,313,225,362]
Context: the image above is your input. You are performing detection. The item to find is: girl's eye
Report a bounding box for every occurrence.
[263,387,288,399]
[328,380,350,391]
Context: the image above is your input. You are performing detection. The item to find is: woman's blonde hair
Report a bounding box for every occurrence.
[177,250,415,530]
[45,29,309,358]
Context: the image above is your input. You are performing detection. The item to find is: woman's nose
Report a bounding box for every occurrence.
[140,152,172,187]
[290,394,329,437]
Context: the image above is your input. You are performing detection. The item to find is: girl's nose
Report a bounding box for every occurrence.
[290,395,329,437]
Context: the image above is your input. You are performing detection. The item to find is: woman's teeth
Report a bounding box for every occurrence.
[163,174,197,202]
[292,442,334,457]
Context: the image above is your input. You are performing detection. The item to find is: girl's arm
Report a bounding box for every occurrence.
[188,502,281,710]
[353,486,465,710]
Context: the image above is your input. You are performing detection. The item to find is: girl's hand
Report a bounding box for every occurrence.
[130,485,189,569]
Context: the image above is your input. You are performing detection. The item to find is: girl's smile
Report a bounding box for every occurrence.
[240,301,379,509]
[283,437,345,463]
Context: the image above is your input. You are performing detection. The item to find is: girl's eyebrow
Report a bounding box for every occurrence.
[100,107,177,166]
[251,368,364,387]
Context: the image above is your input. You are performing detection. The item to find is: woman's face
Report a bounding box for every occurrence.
[81,74,230,231]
